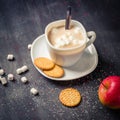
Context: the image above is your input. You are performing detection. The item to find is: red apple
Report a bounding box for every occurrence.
[98,76,120,109]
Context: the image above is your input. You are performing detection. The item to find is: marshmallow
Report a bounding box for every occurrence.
[61,35,67,40]
[51,28,58,34]
[7,74,14,81]
[21,77,28,83]
[0,77,7,85]
[69,35,74,41]
[16,68,23,75]
[28,44,32,50]
[0,69,5,76]
[74,27,81,34]
[7,54,14,60]
[21,65,28,73]
[64,39,70,45]
[16,65,28,75]
[30,88,39,95]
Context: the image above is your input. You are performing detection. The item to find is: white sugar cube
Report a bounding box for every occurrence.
[7,54,14,60]
[7,74,14,81]
[1,77,7,85]
[21,77,28,83]
[16,68,23,75]
[28,44,32,50]
[0,69,5,75]
[30,88,38,95]
[21,65,28,72]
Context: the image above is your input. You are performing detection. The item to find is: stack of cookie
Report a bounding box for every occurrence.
[34,57,64,78]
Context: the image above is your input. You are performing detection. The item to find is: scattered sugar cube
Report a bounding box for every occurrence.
[0,69,5,75]
[16,68,23,75]
[21,77,28,83]
[30,88,38,95]
[7,54,14,61]
[7,74,14,81]
[1,77,7,85]
[21,65,28,73]
[28,44,32,50]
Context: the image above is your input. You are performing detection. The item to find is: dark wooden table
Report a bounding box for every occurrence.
[0,0,120,120]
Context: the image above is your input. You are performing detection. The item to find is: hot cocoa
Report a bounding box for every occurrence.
[48,25,85,49]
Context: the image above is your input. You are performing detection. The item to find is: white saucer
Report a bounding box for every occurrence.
[31,34,98,81]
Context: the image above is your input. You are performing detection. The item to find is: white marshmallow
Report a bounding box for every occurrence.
[21,77,28,83]
[30,88,38,95]
[51,28,58,34]
[69,35,74,41]
[16,65,28,75]
[7,74,14,81]
[21,65,28,73]
[64,39,70,45]
[74,27,81,34]
[16,68,23,75]
[61,35,67,40]
[1,77,7,85]
[0,69,5,75]
[7,54,14,60]
[55,38,61,44]
[72,39,78,45]
[28,44,32,50]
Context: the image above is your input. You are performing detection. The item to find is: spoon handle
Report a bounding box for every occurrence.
[65,6,71,30]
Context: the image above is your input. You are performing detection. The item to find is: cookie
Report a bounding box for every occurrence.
[59,88,81,107]
[34,57,55,70]
[43,65,64,78]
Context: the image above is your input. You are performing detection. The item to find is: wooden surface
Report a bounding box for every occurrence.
[0,0,120,120]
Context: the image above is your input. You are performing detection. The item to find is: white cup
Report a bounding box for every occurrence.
[45,19,96,67]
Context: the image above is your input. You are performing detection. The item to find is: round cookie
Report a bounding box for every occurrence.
[34,57,55,70]
[43,65,64,78]
[59,88,81,107]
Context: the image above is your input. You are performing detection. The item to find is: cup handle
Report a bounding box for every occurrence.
[86,31,96,48]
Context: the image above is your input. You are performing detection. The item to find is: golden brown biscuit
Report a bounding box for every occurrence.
[59,88,81,107]
[34,57,55,70]
[43,65,64,78]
